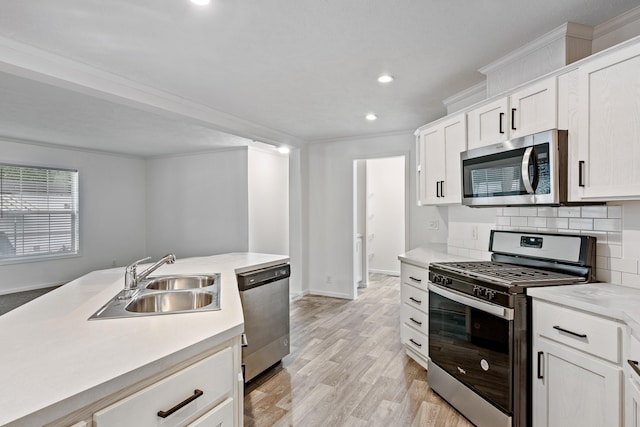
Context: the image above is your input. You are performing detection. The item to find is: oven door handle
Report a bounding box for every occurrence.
[521,146,536,194]
[429,283,514,320]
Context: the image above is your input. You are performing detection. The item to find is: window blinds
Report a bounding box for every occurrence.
[0,164,79,261]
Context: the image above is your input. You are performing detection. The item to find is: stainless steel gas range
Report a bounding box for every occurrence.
[427,230,596,427]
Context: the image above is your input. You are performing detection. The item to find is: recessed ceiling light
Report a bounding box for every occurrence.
[366,113,377,121]
[278,146,291,154]
[377,74,394,83]
[190,0,210,5]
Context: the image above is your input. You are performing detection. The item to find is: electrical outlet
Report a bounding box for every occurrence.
[471,225,478,240]
[111,258,117,268]
[326,275,332,284]
[428,220,439,230]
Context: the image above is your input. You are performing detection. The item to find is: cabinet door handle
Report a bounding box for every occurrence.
[409,297,422,304]
[409,317,423,326]
[511,108,517,130]
[409,276,422,283]
[409,338,422,348]
[553,325,587,339]
[537,351,544,379]
[499,112,505,134]
[440,181,445,198]
[629,360,640,377]
[578,161,585,187]
[157,389,204,418]
[435,181,440,197]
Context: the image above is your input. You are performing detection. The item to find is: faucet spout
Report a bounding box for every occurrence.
[123,253,176,293]
[138,253,177,282]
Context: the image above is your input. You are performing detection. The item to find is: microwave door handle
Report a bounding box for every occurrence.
[521,146,535,194]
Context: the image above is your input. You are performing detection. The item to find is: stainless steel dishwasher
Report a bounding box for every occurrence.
[236,263,290,382]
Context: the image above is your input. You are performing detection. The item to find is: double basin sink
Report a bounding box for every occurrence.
[89,274,221,320]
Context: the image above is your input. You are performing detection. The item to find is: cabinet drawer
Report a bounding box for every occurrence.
[188,397,234,427]
[402,304,428,335]
[401,263,428,291]
[535,301,621,363]
[402,323,429,360]
[94,348,233,426]
[402,283,428,313]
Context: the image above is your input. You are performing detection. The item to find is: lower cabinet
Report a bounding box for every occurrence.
[399,262,430,369]
[89,339,242,427]
[626,334,640,427]
[532,300,622,427]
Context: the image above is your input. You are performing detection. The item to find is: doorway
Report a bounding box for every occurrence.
[353,156,406,295]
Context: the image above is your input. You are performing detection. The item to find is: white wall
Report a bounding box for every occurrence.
[304,132,447,300]
[247,148,289,255]
[0,138,147,294]
[146,148,249,259]
[366,157,405,275]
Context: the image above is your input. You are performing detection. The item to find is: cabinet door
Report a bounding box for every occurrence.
[533,338,622,427]
[575,42,640,200]
[441,114,467,204]
[627,375,640,427]
[467,97,508,149]
[421,126,445,205]
[509,77,557,138]
[415,133,427,206]
[188,398,234,427]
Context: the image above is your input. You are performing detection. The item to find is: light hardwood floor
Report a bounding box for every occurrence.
[244,273,473,426]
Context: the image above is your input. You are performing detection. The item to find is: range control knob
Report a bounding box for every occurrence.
[472,285,480,296]
[444,277,452,285]
[486,290,496,300]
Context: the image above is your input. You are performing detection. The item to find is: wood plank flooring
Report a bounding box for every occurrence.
[244,273,473,426]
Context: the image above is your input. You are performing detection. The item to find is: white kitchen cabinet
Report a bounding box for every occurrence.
[467,77,557,149]
[532,300,623,427]
[400,262,430,369]
[415,113,466,205]
[572,41,640,201]
[626,333,640,427]
[93,344,241,427]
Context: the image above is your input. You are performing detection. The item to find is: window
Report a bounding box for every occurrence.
[0,164,79,262]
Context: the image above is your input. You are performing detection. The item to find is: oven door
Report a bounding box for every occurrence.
[429,283,514,415]
[461,129,560,207]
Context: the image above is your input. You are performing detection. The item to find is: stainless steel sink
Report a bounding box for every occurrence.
[126,290,213,313]
[89,274,221,320]
[143,274,219,290]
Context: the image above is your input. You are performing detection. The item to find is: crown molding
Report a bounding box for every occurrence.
[0,36,306,149]
[442,81,487,109]
[593,5,640,39]
[479,22,593,75]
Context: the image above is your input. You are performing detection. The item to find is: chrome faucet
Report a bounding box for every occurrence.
[123,253,177,296]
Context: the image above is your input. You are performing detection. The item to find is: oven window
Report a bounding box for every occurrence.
[429,290,513,414]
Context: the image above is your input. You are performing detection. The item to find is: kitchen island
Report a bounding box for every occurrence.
[0,252,288,427]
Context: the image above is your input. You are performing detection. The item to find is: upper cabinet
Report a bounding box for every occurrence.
[570,41,640,201]
[467,77,558,150]
[416,113,466,206]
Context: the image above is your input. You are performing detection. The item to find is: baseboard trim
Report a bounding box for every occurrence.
[369,269,400,276]
[305,289,353,300]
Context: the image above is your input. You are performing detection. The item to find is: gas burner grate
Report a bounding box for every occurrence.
[430,261,584,286]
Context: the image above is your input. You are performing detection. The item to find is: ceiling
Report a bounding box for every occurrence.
[0,0,638,157]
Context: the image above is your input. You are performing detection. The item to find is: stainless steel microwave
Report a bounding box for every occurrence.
[461,129,568,207]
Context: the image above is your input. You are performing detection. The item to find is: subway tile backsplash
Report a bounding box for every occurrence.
[447,204,640,288]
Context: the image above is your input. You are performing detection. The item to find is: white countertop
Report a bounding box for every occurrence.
[0,252,288,426]
[398,243,473,269]
[527,283,640,340]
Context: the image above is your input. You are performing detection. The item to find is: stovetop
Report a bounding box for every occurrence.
[430,261,587,288]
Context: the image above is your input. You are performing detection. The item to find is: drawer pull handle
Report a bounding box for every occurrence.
[409,276,422,283]
[157,389,204,418]
[553,325,587,339]
[409,297,422,304]
[537,351,544,379]
[409,338,422,348]
[409,317,423,326]
[629,360,640,377]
